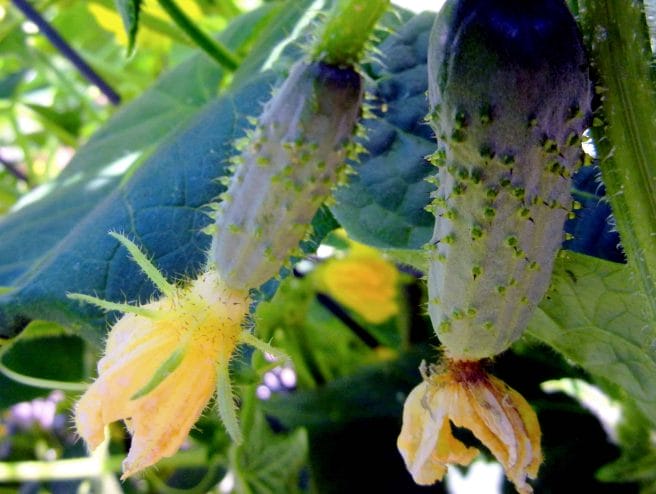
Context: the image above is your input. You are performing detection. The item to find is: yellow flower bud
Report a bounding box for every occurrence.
[315,244,399,324]
[397,360,542,494]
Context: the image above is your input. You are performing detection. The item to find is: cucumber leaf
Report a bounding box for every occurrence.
[527,251,656,426]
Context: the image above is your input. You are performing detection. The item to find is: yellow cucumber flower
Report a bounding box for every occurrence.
[315,242,399,324]
[397,359,542,494]
[70,233,283,479]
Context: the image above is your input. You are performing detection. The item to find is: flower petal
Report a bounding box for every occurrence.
[494,376,543,483]
[74,268,251,478]
[121,351,217,478]
[462,377,518,468]
[74,383,106,451]
[397,378,478,485]
[397,360,542,494]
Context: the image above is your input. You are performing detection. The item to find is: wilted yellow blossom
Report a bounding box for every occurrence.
[71,234,283,479]
[315,243,399,324]
[397,359,542,494]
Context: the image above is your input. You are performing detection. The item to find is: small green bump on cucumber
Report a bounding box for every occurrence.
[425,0,591,360]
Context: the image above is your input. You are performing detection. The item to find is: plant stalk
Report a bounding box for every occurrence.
[156,0,241,72]
[579,0,656,321]
[311,0,390,66]
[0,449,208,482]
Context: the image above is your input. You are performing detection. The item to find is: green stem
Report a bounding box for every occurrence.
[156,0,241,72]
[145,462,224,494]
[580,0,656,321]
[67,293,160,319]
[0,449,208,482]
[239,331,290,362]
[311,0,390,66]
[0,359,87,391]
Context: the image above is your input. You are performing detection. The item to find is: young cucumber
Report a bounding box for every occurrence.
[426,0,591,360]
[212,60,363,290]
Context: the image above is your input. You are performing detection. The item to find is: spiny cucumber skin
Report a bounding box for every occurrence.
[212,60,363,290]
[426,0,591,360]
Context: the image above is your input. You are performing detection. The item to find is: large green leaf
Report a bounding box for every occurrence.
[0,5,268,293]
[0,1,318,343]
[0,71,274,344]
[0,2,412,343]
[527,251,656,425]
[595,401,656,490]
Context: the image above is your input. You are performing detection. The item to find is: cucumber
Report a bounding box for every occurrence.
[211,60,363,290]
[426,0,591,360]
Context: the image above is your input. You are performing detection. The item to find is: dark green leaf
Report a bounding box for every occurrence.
[256,348,448,493]
[261,348,427,430]
[566,165,624,263]
[333,11,622,258]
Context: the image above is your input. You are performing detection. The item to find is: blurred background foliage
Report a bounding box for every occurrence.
[0,0,246,212]
[0,0,654,493]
